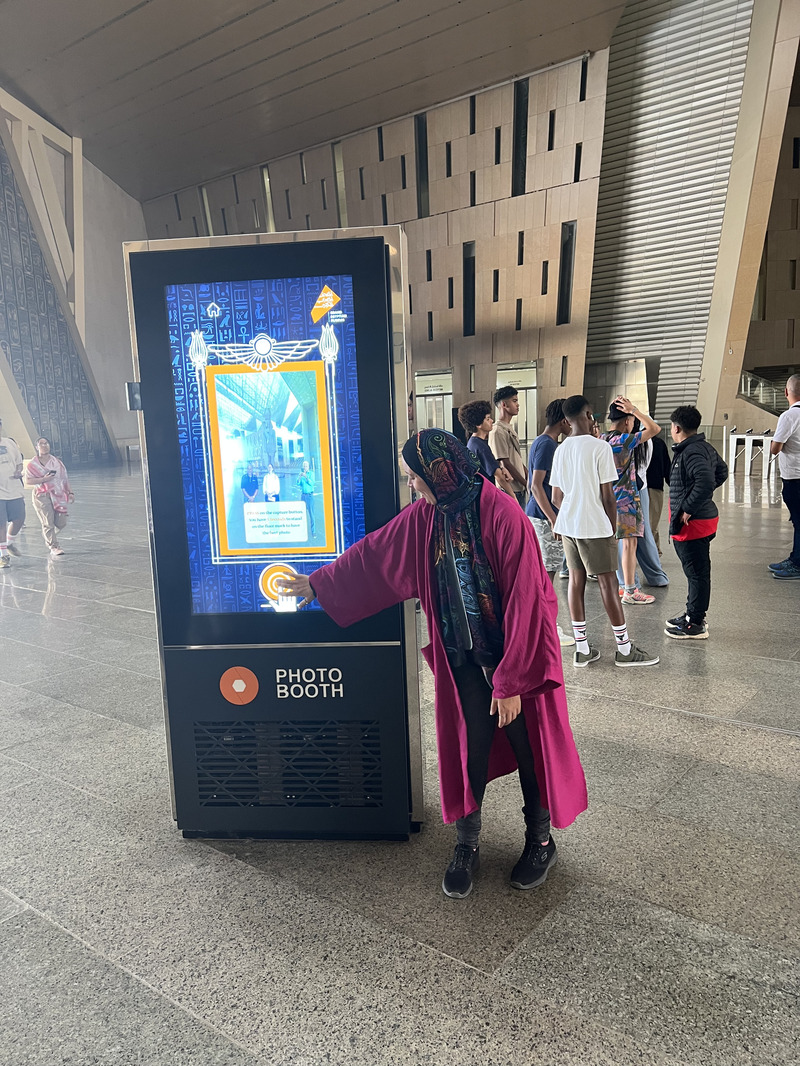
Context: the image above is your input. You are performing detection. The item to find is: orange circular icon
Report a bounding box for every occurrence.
[219,666,259,705]
[259,562,297,603]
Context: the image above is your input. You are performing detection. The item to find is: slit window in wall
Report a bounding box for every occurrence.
[517,230,525,265]
[792,260,797,291]
[573,143,582,183]
[332,142,348,227]
[469,95,476,135]
[285,189,292,220]
[492,269,500,303]
[541,260,549,295]
[305,214,311,231]
[560,356,568,388]
[463,241,476,337]
[232,173,240,204]
[220,206,229,235]
[515,299,523,331]
[494,127,501,165]
[192,216,200,237]
[788,319,795,348]
[320,177,328,211]
[381,194,388,225]
[359,167,365,200]
[427,311,434,342]
[548,110,556,151]
[556,221,577,325]
[252,200,260,230]
[401,154,407,189]
[470,364,476,393]
[174,193,182,221]
[414,113,430,218]
[794,138,800,169]
[511,78,529,197]
[447,276,454,309]
[792,199,799,228]
[469,170,476,206]
[377,126,384,162]
[425,249,432,282]
[300,153,308,184]
[445,141,452,178]
[579,56,588,102]
[408,285,413,315]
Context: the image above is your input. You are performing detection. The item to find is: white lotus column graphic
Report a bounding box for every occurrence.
[319,322,339,364]
[188,330,209,370]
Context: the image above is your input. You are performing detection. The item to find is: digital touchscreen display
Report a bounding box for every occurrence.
[166,275,365,614]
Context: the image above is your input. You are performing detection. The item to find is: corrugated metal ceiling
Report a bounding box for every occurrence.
[0,0,624,200]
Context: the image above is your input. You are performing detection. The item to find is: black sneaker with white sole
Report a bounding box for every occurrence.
[510,837,557,890]
[666,614,687,628]
[442,844,480,898]
[665,619,708,639]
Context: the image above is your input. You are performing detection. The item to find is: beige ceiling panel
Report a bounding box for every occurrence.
[82,0,462,139]
[0,1,623,199]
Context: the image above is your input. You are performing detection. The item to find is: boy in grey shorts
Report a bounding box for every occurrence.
[550,395,659,668]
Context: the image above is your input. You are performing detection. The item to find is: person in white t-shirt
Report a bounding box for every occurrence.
[550,395,659,669]
[769,374,800,579]
[0,416,26,568]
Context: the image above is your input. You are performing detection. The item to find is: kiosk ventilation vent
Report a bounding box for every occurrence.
[194,720,384,807]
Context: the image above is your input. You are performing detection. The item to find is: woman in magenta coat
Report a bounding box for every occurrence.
[279,429,587,899]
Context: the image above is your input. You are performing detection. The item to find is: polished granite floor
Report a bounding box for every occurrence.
[0,467,798,1066]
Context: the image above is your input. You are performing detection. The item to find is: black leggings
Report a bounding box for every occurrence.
[452,662,550,846]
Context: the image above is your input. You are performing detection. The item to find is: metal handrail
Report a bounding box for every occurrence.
[738,370,789,414]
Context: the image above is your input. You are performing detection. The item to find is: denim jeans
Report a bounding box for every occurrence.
[452,662,550,846]
[616,486,670,588]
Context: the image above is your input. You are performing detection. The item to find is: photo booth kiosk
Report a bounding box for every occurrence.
[124,230,422,839]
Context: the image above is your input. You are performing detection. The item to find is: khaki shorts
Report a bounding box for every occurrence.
[562,535,618,576]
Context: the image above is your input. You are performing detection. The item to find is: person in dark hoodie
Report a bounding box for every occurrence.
[665,406,728,640]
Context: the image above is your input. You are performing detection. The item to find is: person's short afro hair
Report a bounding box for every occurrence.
[669,405,702,433]
[544,399,566,427]
[458,399,492,436]
[563,394,591,420]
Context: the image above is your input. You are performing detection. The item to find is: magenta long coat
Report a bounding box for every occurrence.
[310,483,588,828]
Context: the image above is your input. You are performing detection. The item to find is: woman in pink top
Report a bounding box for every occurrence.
[278,429,587,900]
[25,437,74,557]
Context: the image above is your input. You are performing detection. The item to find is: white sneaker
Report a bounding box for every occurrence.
[557,624,576,647]
[50,547,65,557]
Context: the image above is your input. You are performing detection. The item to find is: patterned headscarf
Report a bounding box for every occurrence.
[402,430,504,669]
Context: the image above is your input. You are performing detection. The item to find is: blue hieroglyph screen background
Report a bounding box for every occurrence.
[165,275,365,613]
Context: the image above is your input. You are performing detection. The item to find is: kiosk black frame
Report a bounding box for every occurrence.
[125,233,420,839]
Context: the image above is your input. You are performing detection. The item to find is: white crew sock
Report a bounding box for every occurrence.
[571,620,589,654]
[612,622,632,655]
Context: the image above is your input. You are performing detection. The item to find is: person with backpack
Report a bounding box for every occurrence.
[665,406,728,639]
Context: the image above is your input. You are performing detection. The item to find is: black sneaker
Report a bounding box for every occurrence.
[768,558,792,572]
[442,844,480,898]
[666,614,687,628]
[510,837,557,890]
[772,562,800,580]
[664,619,708,639]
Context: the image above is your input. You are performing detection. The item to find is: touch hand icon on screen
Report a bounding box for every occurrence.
[260,563,299,611]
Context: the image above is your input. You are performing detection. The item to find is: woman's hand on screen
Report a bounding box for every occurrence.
[276,574,315,607]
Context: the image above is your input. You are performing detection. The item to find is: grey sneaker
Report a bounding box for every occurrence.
[5,542,21,557]
[615,644,659,667]
[574,644,600,668]
[0,554,9,569]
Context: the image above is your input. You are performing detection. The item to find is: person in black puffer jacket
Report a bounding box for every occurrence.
[666,406,728,640]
